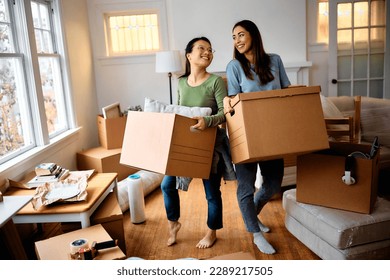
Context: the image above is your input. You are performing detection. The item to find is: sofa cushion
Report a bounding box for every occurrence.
[320,95,344,118]
[285,213,390,260]
[360,97,390,148]
[283,188,390,249]
[327,96,355,115]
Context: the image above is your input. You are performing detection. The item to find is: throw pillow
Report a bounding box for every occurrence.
[320,94,344,118]
[144,97,212,117]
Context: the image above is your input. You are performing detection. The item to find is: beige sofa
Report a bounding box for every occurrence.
[282,96,390,259]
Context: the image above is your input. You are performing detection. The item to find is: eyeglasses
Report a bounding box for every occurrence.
[196,45,215,54]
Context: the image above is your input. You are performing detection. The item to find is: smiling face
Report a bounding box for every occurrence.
[232,25,253,56]
[186,39,214,68]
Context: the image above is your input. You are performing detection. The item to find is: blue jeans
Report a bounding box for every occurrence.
[161,172,223,230]
[235,158,284,233]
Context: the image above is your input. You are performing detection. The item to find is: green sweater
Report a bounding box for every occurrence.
[177,74,227,128]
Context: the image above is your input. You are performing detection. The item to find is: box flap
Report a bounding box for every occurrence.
[231,85,321,107]
[120,111,176,173]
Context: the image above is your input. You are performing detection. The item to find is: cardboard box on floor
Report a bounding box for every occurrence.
[91,192,126,253]
[61,192,126,253]
[35,224,125,260]
[120,111,217,178]
[225,86,329,164]
[97,114,127,149]
[77,146,137,181]
[296,141,379,214]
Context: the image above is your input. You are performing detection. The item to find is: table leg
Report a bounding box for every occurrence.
[80,212,91,228]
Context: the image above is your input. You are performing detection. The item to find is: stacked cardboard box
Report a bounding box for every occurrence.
[76,114,137,181]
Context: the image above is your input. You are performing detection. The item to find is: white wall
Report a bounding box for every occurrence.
[62,0,99,151]
[87,0,310,109]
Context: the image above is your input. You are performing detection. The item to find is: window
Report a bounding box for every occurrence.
[105,12,160,56]
[0,0,73,165]
[317,1,329,43]
[317,0,385,47]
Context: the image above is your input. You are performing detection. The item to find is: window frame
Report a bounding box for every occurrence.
[104,11,161,57]
[0,0,76,168]
[87,0,169,65]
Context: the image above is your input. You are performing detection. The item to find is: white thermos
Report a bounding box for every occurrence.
[127,173,146,223]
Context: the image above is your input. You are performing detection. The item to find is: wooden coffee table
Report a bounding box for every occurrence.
[7,173,117,228]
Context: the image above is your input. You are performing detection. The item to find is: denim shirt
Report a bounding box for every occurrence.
[226,53,291,95]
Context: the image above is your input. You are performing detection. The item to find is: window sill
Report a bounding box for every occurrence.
[0,127,82,183]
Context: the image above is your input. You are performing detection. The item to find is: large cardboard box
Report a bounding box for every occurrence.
[77,146,137,181]
[97,114,127,149]
[120,111,217,178]
[296,141,379,214]
[225,86,329,164]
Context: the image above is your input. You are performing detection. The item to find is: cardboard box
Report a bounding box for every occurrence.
[91,192,126,253]
[97,114,127,149]
[35,224,125,260]
[77,146,137,181]
[120,111,217,178]
[225,86,329,164]
[296,141,379,214]
[61,193,126,253]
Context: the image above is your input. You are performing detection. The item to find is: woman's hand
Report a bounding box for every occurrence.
[191,116,206,131]
[223,96,234,115]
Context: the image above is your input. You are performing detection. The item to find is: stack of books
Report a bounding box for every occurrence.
[27,163,70,187]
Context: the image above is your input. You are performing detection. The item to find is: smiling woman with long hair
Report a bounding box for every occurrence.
[224,19,291,255]
[160,36,234,249]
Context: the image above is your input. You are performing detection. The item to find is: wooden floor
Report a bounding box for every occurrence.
[123,179,320,260]
[15,178,320,260]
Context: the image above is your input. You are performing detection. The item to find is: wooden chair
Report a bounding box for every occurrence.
[325,96,361,143]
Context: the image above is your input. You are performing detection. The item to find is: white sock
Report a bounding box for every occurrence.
[253,232,275,255]
[257,218,270,233]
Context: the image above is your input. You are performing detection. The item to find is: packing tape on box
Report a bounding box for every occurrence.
[69,238,89,254]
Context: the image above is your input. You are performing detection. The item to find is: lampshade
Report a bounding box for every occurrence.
[155,50,182,73]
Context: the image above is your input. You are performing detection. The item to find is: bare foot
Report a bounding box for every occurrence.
[196,229,216,249]
[167,221,181,246]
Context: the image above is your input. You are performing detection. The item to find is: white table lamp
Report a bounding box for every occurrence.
[155,50,182,104]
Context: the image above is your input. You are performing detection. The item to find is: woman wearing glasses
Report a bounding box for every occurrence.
[161,37,235,249]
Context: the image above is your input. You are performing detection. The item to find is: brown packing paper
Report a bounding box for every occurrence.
[30,171,94,210]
